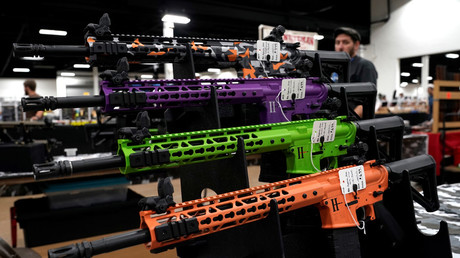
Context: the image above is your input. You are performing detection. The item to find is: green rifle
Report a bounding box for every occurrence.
[33,116,404,179]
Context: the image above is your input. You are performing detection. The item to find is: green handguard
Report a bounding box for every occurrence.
[117,116,356,174]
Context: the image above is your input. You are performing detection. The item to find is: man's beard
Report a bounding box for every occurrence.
[349,48,356,58]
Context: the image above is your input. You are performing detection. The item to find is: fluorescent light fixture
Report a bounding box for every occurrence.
[412,79,419,83]
[313,34,324,40]
[401,72,410,77]
[60,72,75,77]
[162,14,190,24]
[73,64,90,69]
[141,74,153,79]
[400,82,408,87]
[412,63,423,67]
[13,68,30,73]
[39,29,67,36]
[21,56,44,61]
[445,53,459,59]
[207,68,221,73]
[427,76,433,80]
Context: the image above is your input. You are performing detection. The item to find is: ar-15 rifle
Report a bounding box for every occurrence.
[20,73,377,124]
[13,13,350,80]
[47,155,450,258]
[21,76,329,123]
[32,115,404,180]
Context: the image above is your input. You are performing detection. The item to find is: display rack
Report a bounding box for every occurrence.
[432,80,460,132]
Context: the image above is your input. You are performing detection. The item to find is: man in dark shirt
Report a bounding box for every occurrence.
[334,27,378,117]
[23,79,44,120]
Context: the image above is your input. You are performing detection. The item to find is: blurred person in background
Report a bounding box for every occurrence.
[334,27,378,117]
[23,79,43,121]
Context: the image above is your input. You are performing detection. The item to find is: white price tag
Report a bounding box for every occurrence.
[311,120,336,143]
[257,40,280,62]
[339,165,366,195]
[281,79,306,101]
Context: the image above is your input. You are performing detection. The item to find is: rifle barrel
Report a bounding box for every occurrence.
[47,228,150,258]
[22,96,106,111]
[13,43,88,57]
[33,155,125,180]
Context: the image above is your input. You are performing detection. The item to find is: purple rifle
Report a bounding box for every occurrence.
[21,77,328,124]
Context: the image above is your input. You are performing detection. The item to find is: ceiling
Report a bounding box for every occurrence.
[0,0,371,78]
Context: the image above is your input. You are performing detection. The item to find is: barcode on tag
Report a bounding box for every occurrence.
[256,40,280,62]
[281,78,306,101]
[339,165,366,194]
[311,120,336,143]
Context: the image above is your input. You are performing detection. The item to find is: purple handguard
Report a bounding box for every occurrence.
[100,77,328,123]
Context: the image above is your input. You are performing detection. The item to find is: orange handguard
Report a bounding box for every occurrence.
[140,160,388,251]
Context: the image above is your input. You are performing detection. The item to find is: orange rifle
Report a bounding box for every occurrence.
[140,159,386,251]
[48,155,447,257]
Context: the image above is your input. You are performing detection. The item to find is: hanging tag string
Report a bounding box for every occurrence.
[343,193,366,234]
[275,90,290,122]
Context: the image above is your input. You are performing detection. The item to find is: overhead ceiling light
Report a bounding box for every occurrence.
[401,72,410,77]
[73,64,90,69]
[39,29,67,36]
[207,68,221,73]
[427,76,433,80]
[161,14,190,24]
[445,53,459,59]
[313,35,324,40]
[400,82,408,87]
[412,63,423,67]
[61,72,75,77]
[13,68,30,73]
[412,79,419,83]
[141,74,153,79]
[21,56,44,61]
